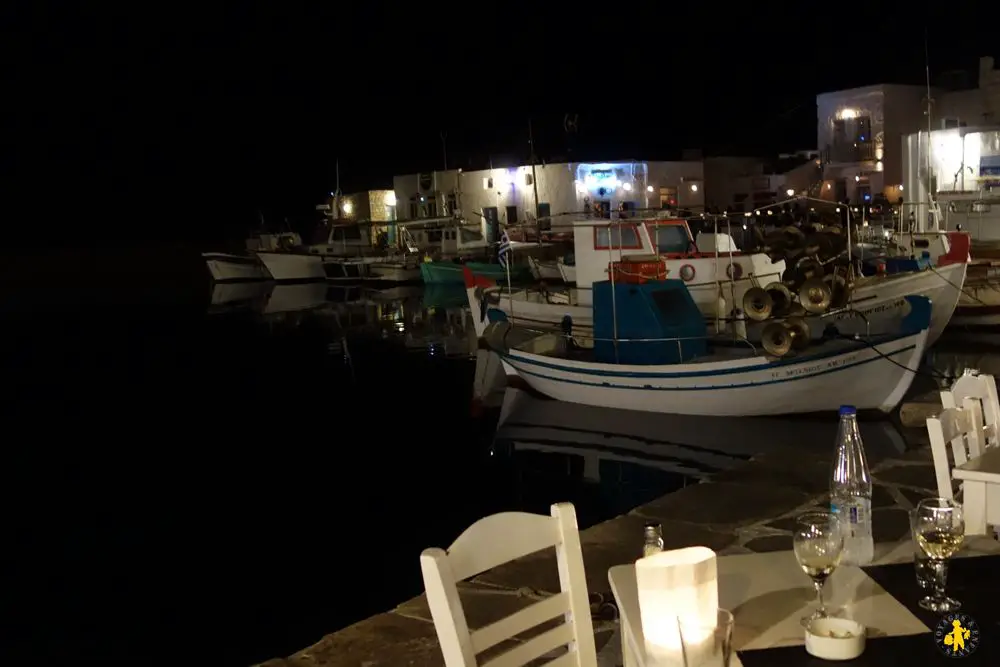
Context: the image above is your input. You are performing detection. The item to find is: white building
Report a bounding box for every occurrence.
[391,160,705,242]
[817,55,999,205]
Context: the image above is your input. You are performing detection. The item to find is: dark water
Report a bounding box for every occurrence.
[2,280,996,666]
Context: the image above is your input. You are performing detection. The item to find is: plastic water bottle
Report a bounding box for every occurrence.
[830,405,874,565]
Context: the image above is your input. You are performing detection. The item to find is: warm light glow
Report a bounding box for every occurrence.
[825,183,832,190]
[385,191,397,207]
[622,182,633,192]
[875,160,884,172]
[637,547,718,663]
[898,185,904,191]
[647,185,654,193]
[855,175,860,182]
[342,201,353,215]
[786,189,795,197]
[835,207,841,213]
[690,184,698,192]
[837,108,858,120]
[875,147,884,161]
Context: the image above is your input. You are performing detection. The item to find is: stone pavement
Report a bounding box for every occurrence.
[257,426,948,667]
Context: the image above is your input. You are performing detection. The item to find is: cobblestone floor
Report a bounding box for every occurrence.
[258,425,955,667]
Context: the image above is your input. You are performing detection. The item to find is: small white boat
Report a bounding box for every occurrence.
[203,252,270,282]
[528,256,563,282]
[481,279,931,417]
[255,251,326,282]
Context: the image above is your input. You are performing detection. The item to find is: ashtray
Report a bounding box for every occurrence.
[805,618,866,660]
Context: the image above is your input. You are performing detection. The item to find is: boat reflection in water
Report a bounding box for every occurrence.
[492,387,909,486]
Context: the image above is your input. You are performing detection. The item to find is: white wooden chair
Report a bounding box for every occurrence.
[940,371,999,449]
[420,503,597,667]
[927,398,988,534]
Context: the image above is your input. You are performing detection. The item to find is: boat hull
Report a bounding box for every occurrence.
[850,261,965,344]
[255,252,326,282]
[420,261,531,285]
[203,253,270,282]
[499,330,927,417]
[370,263,422,282]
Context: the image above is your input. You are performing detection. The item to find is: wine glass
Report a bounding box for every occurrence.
[912,497,965,612]
[793,511,845,626]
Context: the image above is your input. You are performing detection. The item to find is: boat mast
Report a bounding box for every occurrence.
[923,29,939,232]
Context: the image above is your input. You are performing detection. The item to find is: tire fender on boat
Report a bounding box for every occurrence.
[726,263,743,280]
[679,264,696,282]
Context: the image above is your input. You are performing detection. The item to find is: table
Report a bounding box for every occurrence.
[953,446,1000,535]
[609,550,925,666]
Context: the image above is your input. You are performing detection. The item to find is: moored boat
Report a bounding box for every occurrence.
[420,260,532,285]
[481,277,931,417]
[203,252,270,282]
[256,251,326,282]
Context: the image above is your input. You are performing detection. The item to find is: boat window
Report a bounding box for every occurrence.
[646,224,690,253]
[428,230,443,243]
[342,226,362,241]
[594,225,641,250]
[460,228,483,244]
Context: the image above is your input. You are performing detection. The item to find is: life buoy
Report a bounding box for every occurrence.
[679,264,696,282]
[726,263,744,280]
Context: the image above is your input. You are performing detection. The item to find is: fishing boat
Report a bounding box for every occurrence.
[480,275,931,417]
[471,217,966,346]
[202,252,270,282]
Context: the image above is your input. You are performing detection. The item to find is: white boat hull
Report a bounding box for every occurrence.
[848,261,965,344]
[203,253,270,282]
[255,252,326,282]
[500,329,927,417]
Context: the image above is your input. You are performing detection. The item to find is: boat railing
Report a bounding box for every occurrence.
[497,321,759,359]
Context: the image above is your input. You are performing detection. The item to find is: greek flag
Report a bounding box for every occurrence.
[498,231,511,269]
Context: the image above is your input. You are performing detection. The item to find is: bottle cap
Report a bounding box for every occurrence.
[839,405,857,416]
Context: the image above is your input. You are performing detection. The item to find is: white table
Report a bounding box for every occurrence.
[953,445,1000,535]
[608,549,929,667]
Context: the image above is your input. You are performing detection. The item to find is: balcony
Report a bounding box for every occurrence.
[823,141,875,165]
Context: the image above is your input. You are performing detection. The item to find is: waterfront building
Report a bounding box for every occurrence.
[817,55,998,206]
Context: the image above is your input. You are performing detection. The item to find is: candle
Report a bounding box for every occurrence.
[636,546,719,666]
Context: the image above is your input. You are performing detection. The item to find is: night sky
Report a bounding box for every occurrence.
[10,4,996,246]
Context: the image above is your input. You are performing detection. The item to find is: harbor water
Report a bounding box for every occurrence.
[2,276,995,665]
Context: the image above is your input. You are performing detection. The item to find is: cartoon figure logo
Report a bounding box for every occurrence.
[935,613,979,657]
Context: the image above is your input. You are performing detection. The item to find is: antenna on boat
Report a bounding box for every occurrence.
[333,159,343,221]
[528,118,541,223]
[922,29,939,232]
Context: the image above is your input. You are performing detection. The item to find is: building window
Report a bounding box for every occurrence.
[537,202,551,219]
[446,193,457,215]
[409,197,419,219]
[942,118,967,129]
[594,225,643,250]
[423,196,438,218]
[506,205,518,223]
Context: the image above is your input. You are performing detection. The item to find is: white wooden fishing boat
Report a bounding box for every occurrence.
[477,217,785,326]
[481,277,931,417]
[468,221,966,346]
[203,252,270,282]
[256,251,326,282]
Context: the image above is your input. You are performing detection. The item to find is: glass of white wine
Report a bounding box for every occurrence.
[913,497,965,612]
[793,511,845,626]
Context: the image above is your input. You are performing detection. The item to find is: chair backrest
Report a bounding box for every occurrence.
[927,397,986,501]
[420,502,596,667]
[941,372,999,448]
